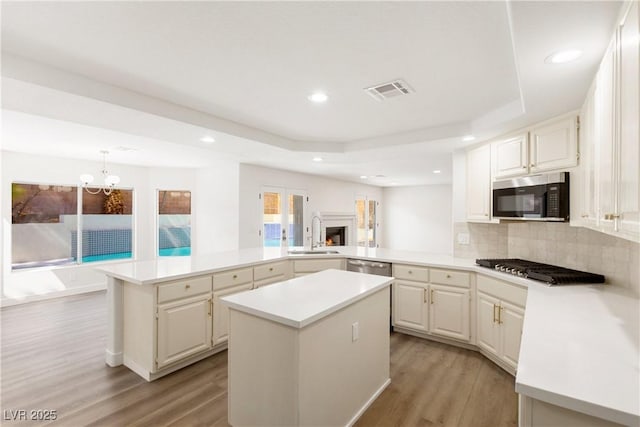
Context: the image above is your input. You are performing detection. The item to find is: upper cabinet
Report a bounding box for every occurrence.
[575,1,639,242]
[493,116,578,180]
[466,144,492,221]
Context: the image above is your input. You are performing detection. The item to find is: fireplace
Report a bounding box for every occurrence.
[325,226,346,246]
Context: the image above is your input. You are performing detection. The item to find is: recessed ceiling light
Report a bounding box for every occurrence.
[308,92,328,103]
[545,49,582,64]
[462,135,475,142]
[313,157,323,162]
[360,175,368,179]
[433,170,442,174]
[200,136,215,144]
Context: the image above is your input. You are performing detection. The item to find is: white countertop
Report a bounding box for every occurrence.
[220,269,393,328]
[96,246,478,285]
[516,284,640,426]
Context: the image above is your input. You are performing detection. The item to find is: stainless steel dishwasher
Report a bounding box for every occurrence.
[347,259,393,331]
[346,259,392,276]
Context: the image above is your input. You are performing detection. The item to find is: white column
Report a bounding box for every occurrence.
[105,276,124,366]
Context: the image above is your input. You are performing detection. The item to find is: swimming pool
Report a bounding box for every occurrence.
[81,247,191,263]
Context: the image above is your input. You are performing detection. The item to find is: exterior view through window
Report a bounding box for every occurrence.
[356,197,377,248]
[11,182,133,269]
[158,190,191,256]
[262,188,306,247]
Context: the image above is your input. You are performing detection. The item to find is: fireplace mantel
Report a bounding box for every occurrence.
[314,212,356,246]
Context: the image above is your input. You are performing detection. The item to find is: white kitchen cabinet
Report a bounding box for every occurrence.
[466,144,492,221]
[156,293,212,369]
[575,81,598,228]
[292,258,344,277]
[212,283,252,345]
[428,284,470,341]
[253,260,290,288]
[492,117,577,180]
[476,274,527,374]
[493,134,529,178]
[393,280,429,332]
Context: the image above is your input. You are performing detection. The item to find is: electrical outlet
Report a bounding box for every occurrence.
[352,322,359,342]
[457,232,470,245]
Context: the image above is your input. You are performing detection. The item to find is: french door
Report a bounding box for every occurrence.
[356,196,378,248]
[261,187,307,248]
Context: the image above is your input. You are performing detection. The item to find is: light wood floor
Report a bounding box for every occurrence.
[1,291,517,426]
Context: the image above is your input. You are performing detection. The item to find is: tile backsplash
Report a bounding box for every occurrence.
[454,221,640,293]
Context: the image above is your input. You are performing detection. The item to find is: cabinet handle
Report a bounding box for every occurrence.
[498,306,504,324]
[185,284,191,290]
[408,270,413,274]
[581,214,589,218]
[530,164,534,168]
[446,274,451,278]
[484,213,489,217]
[233,274,238,279]
[269,267,274,272]
[430,289,434,305]
[522,166,527,169]
[493,304,498,323]
[423,288,427,303]
[208,299,212,317]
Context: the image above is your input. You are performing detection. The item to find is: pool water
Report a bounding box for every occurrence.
[81,247,191,263]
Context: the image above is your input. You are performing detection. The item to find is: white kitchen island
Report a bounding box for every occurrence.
[221,269,393,427]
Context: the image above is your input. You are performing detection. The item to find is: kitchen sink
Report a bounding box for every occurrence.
[287,250,340,255]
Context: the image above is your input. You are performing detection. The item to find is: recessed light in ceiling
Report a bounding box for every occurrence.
[360,175,368,179]
[308,92,328,103]
[462,135,475,142]
[374,174,386,178]
[313,157,323,162]
[200,136,215,144]
[545,49,582,64]
[433,170,442,174]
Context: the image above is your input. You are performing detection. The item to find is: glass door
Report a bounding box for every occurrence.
[262,187,307,248]
[356,196,378,248]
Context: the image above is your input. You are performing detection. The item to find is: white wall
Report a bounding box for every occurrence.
[382,185,453,254]
[239,164,383,249]
[1,151,239,305]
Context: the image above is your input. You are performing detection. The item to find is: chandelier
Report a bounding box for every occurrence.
[79,150,121,195]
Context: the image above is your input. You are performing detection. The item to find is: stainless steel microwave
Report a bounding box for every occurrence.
[492,172,569,221]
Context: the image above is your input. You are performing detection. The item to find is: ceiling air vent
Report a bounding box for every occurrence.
[364,79,414,101]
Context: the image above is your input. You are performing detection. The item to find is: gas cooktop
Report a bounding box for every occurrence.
[475,258,605,285]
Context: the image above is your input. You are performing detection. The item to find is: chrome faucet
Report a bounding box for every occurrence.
[311,214,323,250]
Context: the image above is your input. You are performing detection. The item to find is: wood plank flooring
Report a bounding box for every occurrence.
[1,291,517,426]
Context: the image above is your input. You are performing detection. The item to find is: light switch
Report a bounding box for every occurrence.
[352,322,359,342]
[457,232,470,245]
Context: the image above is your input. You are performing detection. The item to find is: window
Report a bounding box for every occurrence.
[81,188,133,263]
[11,182,134,270]
[158,190,191,256]
[261,187,306,248]
[356,196,378,248]
[11,183,78,269]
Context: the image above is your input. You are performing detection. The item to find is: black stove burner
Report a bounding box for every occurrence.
[475,258,605,285]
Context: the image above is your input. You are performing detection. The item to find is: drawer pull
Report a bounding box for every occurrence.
[423,288,427,303]
[269,267,274,272]
[446,274,451,278]
[233,274,238,279]
[408,270,413,274]
[185,284,191,290]
[430,289,434,304]
[493,304,498,323]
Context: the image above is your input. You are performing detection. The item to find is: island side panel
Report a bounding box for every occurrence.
[227,309,299,426]
[122,282,156,376]
[105,276,124,366]
[297,287,391,426]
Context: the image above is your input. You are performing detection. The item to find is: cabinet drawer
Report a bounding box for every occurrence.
[254,261,289,281]
[477,274,527,307]
[393,264,429,282]
[430,269,470,288]
[293,258,344,273]
[157,276,212,303]
[213,267,253,290]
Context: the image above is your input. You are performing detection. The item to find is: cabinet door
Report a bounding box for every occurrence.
[529,117,578,173]
[597,37,617,229]
[157,294,212,369]
[466,144,491,221]
[617,1,640,239]
[493,134,528,178]
[499,301,525,371]
[393,281,428,332]
[576,82,599,227]
[212,283,253,346]
[476,292,500,356]
[428,285,470,341]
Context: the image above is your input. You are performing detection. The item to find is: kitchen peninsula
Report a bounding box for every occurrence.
[222,269,393,426]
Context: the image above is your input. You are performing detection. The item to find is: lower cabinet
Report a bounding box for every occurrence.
[156,294,212,369]
[392,264,472,343]
[476,275,527,373]
[293,258,345,277]
[212,283,253,345]
[253,260,290,288]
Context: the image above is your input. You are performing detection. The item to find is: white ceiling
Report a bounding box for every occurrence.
[0,1,623,186]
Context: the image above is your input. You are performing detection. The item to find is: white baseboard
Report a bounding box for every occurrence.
[346,378,391,427]
[0,283,106,307]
